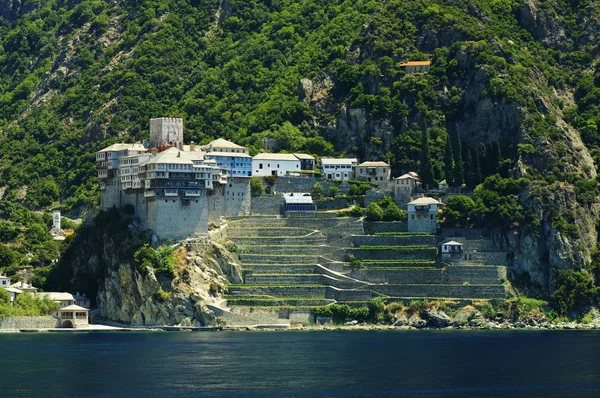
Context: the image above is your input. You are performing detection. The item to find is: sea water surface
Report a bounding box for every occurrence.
[1,330,599,397]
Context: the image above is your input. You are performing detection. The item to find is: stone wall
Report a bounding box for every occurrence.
[370,284,506,299]
[348,266,504,285]
[315,197,355,210]
[250,196,284,215]
[363,221,408,234]
[364,190,386,206]
[270,176,349,194]
[469,252,509,265]
[224,178,251,217]
[347,247,438,261]
[439,228,487,239]
[352,235,437,247]
[0,316,59,329]
[146,194,209,240]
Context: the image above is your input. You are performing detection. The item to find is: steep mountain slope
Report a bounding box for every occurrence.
[0,0,599,292]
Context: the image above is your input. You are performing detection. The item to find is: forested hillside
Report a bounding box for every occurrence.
[0,0,599,294]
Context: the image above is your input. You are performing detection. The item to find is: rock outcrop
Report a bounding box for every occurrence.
[97,241,243,326]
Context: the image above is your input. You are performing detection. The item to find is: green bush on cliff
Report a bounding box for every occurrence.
[551,270,599,316]
[133,244,175,278]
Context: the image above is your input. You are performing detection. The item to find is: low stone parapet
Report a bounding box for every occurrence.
[352,235,437,247]
[363,221,408,234]
[371,284,506,299]
[244,274,326,285]
[0,316,59,329]
[238,254,319,264]
[346,247,438,261]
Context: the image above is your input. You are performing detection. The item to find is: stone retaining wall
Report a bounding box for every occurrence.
[315,197,356,210]
[227,227,312,237]
[228,286,328,297]
[439,228,487,239]
[469,252,508,265]
[352,235,437,247]
[329,289,374,301]
[244,275,325,285]
[363,221,408,234]
[348,266,504,285]
[239,245,326,255]
[0,316,59,329]
[239,254,319,264]
[232,236,327,246]
[371,284,506,299]
[347,248,438,261]
[244,265,317,274]
[250,196,284,215]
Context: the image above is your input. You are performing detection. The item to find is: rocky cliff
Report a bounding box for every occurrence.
[51,209,243,326]
[97,241,242,326]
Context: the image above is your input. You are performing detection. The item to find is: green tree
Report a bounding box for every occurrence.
[366,202,384,221]
[452,130,464,187]
[443,134,455,186]
[420,130,434,187]
[250,177,263,196]
[383,201,404,221]
[328,185,340,198]
[440,195,475,228]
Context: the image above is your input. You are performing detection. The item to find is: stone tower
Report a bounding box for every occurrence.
[149,118,184,149]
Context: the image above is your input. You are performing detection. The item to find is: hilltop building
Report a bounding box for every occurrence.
[0,274,10,289]
[253,153,300,177]
[399,61,431,73]
[252,153,315,177]
[394,172,421,204]
[96,118,251,240]
[354,161,390,187]
[319,158,358,181]
[407,197,442,233]
[293,153,315,172]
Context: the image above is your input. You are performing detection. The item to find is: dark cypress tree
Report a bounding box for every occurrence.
[420,130,435,187]
[464,146,475,188]
[452,130,464,187]
[474,145,482,185]
[444,134,455,186]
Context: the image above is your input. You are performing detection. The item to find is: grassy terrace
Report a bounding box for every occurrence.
[228,284,325,288]
[367,267,440,270]
[349,246,436,250]
[373,232,434,236]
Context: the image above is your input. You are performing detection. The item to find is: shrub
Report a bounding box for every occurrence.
[312,306,332,317]
[551,270,599,315]
[328,185,340,198]
[349,258,363,271]
[366,202,384,221]
[250,177,263,196]
[367,297,386,323]
[350,205,363,217]
[383,202,404,221]
[350,306,369,322]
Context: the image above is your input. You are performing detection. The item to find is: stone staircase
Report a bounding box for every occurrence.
[222,214,370,324]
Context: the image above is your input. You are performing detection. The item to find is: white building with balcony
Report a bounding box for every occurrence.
[407,197,442,233]
[319,158,358,181]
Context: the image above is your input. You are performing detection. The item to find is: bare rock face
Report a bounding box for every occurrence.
[97,242,243,326]
[517,0,571,49]
[420,309,451,328]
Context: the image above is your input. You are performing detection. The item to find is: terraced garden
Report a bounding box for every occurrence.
[217,214,508,325]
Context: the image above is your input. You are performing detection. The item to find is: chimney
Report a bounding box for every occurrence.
[177,151,181,158]
[190,141,196,151]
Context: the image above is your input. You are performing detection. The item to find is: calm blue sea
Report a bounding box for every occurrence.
[0,330,599,397]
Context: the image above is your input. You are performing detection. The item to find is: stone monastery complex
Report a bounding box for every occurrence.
[97,118,252,240]
[96,117,443,240]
